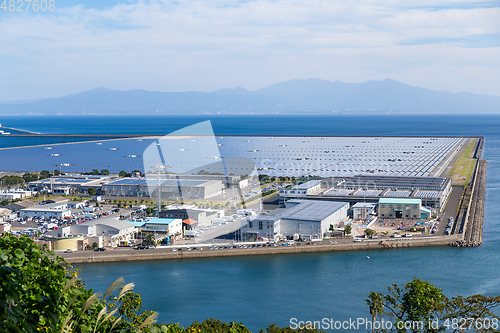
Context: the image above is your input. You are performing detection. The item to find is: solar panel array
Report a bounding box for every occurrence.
[385,191,411,197]
[414,191,440,198]
[324,189,353,196]
[217,136,464,178]
[356,190,382,197]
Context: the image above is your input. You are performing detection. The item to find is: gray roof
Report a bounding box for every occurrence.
[2,201,36,211]
[293,180,322,190]
[249,200,349,223]
[279,200,348,221]
[78,217,134,231]
[352,202,377,208]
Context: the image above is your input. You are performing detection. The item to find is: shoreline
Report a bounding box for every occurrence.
[61,235,461,264]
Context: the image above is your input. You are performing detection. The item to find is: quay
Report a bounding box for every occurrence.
[61,235,461,264]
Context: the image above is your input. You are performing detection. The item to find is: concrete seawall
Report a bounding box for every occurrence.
[452,137,486,247]
[63,236,461,264]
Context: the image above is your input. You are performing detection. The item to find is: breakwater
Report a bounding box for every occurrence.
[452,138,486,247]
[62,235,461,264]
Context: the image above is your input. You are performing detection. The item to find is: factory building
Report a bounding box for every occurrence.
[163,174,249,189]
[140,218,183,241]
[159,208,219,227]
[352,202,377,220]
[28,175,115,194]
[378,198,430,220]
[47,217,136,250]
[19,203,72,219]
[280,175,451,210]
[279,180,322,198]
[242,199,349,241]
[101,178,224,199]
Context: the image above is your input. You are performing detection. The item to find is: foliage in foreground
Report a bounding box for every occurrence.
[0,234,325,333]
[367,278,500,332]
[3,233,500,333]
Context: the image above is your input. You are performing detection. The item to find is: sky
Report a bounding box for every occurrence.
[0,0,499,100]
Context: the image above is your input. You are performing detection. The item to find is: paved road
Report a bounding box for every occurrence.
[434,186,462,235]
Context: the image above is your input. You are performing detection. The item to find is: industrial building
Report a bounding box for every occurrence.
[101,177,224,199]
[28,175,115,194]
[378,198,431,220]
[279,179,322,197]
[139,218,183,240]
[163,174,249,189]
[352,202,377,220]
[46,217,136,250]
[280,176,451,210]
[19,202,72,219]
[159,208,220,226]
[242,199,349,240]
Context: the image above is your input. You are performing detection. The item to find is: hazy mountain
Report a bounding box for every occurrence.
[0,79,498,114]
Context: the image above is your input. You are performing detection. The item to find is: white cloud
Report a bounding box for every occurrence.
[0,0,499,99]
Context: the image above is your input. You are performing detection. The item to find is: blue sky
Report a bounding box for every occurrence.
[0,0,499,100]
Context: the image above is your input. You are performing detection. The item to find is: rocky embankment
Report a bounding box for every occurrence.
[452,157,487,247]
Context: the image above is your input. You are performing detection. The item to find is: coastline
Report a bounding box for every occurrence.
[61,235,461,264]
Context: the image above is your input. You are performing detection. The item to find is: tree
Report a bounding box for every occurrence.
[329,224,334,232]
[344,224,352,236]
[92,242,98,250]
[119,170,128,177]
[144,234,155,246]
[100,169,110,175]
[365,278,500,332]
[364,228,376,237]
[88,187,96,196]
[23,172,39,183]
[90,169,100,175]
[39,170,52,179]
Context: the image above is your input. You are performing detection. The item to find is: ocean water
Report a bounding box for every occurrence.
[2,114,500,331]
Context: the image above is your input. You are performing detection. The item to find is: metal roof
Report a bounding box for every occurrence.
[352,202,377,208]
[280,200,349,221]
[379,198,421,204]
[78,217,134,230]
[143,218,180,225]
[293,180,322,190]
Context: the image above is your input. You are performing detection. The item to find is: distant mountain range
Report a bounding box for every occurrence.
[1,78,499,114]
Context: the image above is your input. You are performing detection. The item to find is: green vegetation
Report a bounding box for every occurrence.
[367,277,500,332]
[344,224,352,236]
[364,228,376,237]
[4,234,500,333]
[447,138,478,185]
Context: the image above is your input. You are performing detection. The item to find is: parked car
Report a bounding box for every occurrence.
[94,248,106,252]
[148,245,156,249]
[135,245,146,250]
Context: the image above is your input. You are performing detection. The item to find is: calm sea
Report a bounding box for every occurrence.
[2,114,500,332]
